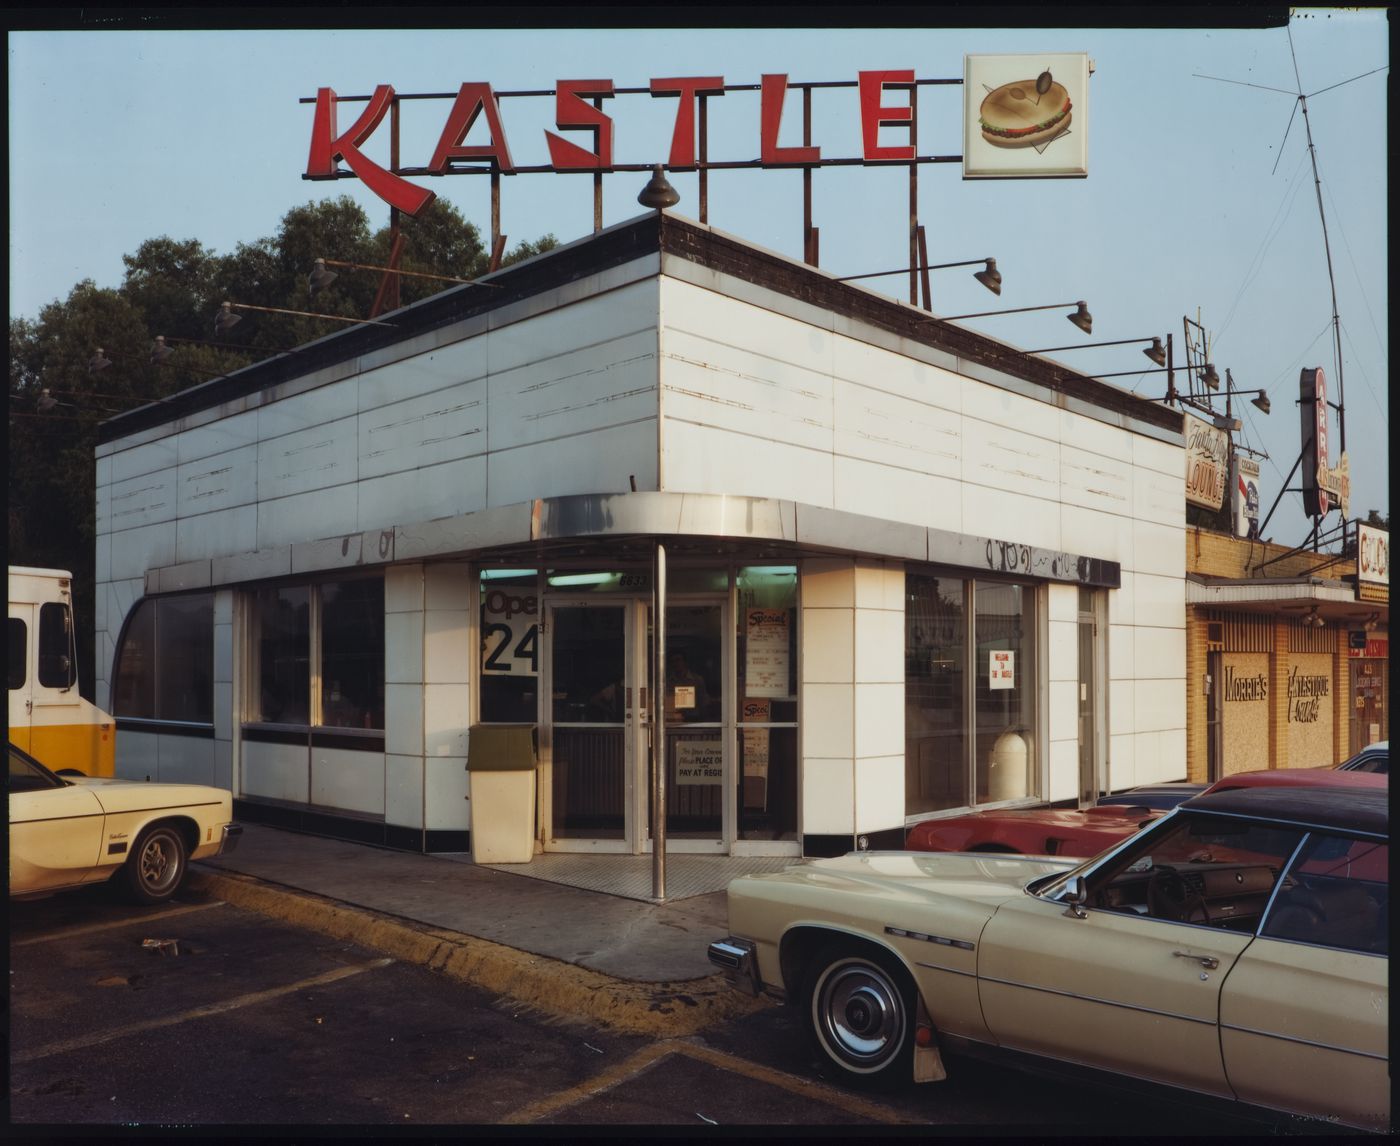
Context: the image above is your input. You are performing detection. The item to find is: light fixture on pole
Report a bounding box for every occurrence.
[838,257,1003,296]
[638,164,680,210]
[934,300,1093,335]
[308,258,338,298]
[309,257,501,300]
[88,349,112,373]
[1027,334,1167,367]
[150,336,175,365]
[214,300,395,335]
[214,303,242,335]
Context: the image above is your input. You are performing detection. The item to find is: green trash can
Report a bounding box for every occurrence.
[466,724,537,863]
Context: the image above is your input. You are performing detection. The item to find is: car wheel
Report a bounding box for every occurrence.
[804,940,915,1087]
[121,824,188,904]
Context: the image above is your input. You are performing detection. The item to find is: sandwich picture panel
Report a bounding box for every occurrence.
[963,53,1090,178]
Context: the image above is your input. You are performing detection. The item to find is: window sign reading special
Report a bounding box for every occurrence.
[742,699,770,811]
[989,649,1015,690]
[675,739,723,786]
[963,53,1090,179]
[744,609,791,698]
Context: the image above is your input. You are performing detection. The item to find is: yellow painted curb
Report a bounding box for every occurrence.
[187,870,774,1037]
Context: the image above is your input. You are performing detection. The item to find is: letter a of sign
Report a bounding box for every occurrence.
[760,75,820,165]
[429,83,515,173]
[306,86,436,216]
[544,80,615,170]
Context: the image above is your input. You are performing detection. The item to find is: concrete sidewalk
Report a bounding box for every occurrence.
[190,824,791,1036]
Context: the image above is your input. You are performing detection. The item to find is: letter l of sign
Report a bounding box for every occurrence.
[306,86,436,216]
[760,75,820,165]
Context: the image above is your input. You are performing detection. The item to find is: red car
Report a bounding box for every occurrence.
[906,759,1385,859]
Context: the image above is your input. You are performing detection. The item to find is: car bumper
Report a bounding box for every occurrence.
[707,936,761,996]
[217,823,243,856]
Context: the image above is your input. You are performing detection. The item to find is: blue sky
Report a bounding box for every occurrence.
[8,12,1389,545]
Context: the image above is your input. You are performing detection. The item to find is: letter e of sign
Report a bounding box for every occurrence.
[859,70,916,161]
[306,86,436,215]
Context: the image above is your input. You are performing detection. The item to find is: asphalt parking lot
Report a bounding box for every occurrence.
[10,881,1302,1132]
[8,885,906,1127]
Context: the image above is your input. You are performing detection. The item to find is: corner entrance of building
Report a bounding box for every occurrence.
[539,598,730,854]
[541,599,640,852]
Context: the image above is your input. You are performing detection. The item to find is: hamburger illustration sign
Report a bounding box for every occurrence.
[964,53,1091,178]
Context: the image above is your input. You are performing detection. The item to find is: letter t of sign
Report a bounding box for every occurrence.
[306,85,436,216]
[650,77,725,169]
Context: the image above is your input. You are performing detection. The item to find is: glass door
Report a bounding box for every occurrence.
[542,601,635,851]
[657,602,727,851]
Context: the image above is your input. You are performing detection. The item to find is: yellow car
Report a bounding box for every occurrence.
[710,786,1388,1132]
[9,742,242,904]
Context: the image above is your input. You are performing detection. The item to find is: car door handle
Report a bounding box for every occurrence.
[1172,950,1219,970]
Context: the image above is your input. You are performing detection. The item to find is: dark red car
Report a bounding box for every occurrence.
[906,755,1386,859]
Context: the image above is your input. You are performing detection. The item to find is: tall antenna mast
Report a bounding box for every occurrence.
[1287,25,1345,454]
[1195,30,1387,545]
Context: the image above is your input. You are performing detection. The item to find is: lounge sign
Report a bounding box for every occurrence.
[1183,412,1229,511]
[304,60,1089,216]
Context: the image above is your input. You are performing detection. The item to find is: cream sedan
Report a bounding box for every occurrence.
[9,742,242,904]
[710,785,1388,1132]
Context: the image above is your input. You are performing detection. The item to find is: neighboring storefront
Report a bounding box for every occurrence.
[94,212,1188,864]
[1185,524,1389,783]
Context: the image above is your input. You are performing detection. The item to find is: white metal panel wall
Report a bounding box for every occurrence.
[659,276,1186,800]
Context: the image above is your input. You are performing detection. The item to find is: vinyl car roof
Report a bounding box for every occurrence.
[1181,785,1388,838]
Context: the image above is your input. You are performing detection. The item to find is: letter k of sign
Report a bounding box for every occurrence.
[306,86,436,216]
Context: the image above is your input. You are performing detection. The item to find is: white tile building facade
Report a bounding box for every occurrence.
[95,214,1186,861]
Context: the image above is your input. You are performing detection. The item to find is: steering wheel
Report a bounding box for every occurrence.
[1147,866,1210,924]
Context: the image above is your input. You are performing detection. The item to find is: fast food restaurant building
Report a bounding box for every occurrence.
[94,211,1190,864]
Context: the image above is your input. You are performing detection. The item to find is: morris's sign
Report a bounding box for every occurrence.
[304,58,1091,216]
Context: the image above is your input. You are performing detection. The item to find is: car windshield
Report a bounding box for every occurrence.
[8,744,67,793]
[1342,749,1388,775]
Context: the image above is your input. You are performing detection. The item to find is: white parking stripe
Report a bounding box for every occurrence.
[12,901,228,947]
[501,1038,916,1125]
[12,957,394,1065]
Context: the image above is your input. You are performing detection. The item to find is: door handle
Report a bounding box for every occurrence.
[1172,950,1219,970]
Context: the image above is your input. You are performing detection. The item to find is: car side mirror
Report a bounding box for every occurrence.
[1062,874,1090,919]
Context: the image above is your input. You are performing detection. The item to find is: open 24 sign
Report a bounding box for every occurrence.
[481,588,539,676]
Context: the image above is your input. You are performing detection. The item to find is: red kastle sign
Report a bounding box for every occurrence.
[305,73,934,216]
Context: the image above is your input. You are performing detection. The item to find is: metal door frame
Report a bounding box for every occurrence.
[539,597,645,854]
[642,594,731,855]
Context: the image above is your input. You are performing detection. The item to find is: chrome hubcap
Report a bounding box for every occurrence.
[817,962,904,1067]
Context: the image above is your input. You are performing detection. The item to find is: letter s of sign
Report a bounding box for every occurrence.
[545,80,616,170]
[306,86,436,216]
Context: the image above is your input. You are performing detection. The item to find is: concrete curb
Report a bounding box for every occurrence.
[187,870,775,1037]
